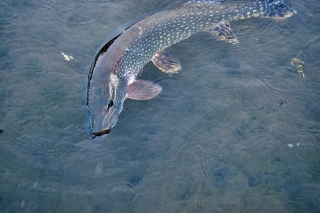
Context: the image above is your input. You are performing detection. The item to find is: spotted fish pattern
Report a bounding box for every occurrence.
[86,0,296,137]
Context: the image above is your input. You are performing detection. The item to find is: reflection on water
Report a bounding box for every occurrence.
[0,0,320,212]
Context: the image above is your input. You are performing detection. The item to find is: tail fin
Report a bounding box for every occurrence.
[263,0,297,20]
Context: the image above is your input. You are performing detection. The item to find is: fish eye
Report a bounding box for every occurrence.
[108,100,114,108]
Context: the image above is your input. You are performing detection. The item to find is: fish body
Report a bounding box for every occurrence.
[86,0,296,137]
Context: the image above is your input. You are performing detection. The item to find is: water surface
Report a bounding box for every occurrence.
[0,0,319,212]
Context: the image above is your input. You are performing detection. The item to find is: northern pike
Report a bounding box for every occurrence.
[86,0,296,137]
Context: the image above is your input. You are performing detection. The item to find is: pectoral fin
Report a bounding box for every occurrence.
[204,20,238,44]
[127,80,162,100]
[152,50,181,73]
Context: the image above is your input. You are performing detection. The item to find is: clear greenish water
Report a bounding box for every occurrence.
[0,0,319,212]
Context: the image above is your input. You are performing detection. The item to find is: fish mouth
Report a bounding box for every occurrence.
[91,126,111,138]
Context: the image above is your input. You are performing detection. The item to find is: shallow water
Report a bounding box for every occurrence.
[0,0,319,212]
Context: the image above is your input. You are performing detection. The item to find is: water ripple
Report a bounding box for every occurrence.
[108,181,137,205]
[65,4,106,28]
[275,20,293,32]
[29,1,122,30]
[2,133,54,158]
[175,142,208,163]
[164,176,196,200]
[154,76,185,102]
[144,167,197,201]
[258,79,290,93]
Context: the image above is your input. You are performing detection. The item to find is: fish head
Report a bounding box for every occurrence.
[86,69,127,138]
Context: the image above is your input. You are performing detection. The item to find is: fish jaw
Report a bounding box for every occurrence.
[89,103,124,138]
[89,104,122,137]
[91,126,111,138]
